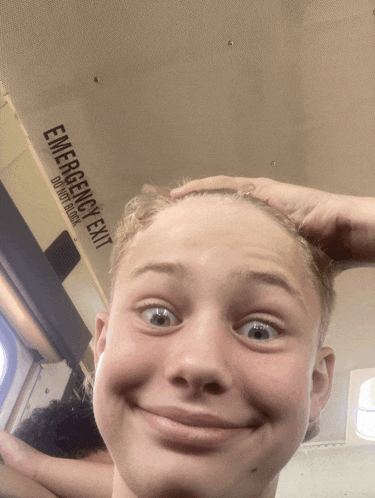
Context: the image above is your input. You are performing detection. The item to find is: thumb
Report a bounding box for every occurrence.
[0,429,43,481]
[0,429,23,466]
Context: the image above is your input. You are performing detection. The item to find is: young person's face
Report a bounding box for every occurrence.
[93,196,335,498]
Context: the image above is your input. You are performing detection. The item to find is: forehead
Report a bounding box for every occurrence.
[121,195,313,290]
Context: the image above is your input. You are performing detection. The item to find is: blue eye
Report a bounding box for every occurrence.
[237,320,279,342]
[141,307,179,327]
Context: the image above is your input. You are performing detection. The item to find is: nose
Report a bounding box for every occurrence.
[164,316,233,396]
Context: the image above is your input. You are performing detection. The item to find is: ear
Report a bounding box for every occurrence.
[94,311,110,370]
[309,346,336,423]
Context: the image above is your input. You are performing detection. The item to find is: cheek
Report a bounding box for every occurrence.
[241,353,311,423]
[93,336,159,446]
[280,368,311,420]
[94,327,162,401]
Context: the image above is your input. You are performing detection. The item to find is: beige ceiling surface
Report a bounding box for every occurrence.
[1,0,375,295]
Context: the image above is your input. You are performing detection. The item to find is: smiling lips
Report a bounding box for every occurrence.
[141,405,249,428]
[138,406,255,447]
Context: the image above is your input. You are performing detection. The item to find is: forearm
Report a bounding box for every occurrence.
[349,196,375,262]
[334,195,375,268]
[35,458,114,498]
[0,464,58,498]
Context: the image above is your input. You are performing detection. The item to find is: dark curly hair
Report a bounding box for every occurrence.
[13,396,107,460]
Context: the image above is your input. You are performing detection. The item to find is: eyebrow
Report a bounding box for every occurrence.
[128,261,307,312]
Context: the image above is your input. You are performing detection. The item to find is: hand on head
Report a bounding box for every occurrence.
[170,175,375,264]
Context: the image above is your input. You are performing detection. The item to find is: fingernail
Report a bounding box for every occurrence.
[169,187,181,196]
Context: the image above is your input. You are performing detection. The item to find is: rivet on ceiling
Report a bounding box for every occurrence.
[94,77,100,83]
[228,41,234,46]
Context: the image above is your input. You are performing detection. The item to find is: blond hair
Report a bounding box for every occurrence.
[85,184,338,443]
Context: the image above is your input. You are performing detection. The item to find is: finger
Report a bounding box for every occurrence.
[169,175,234,196]
[170,175,257,197]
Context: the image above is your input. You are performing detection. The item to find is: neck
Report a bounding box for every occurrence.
[262,475,279,498]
